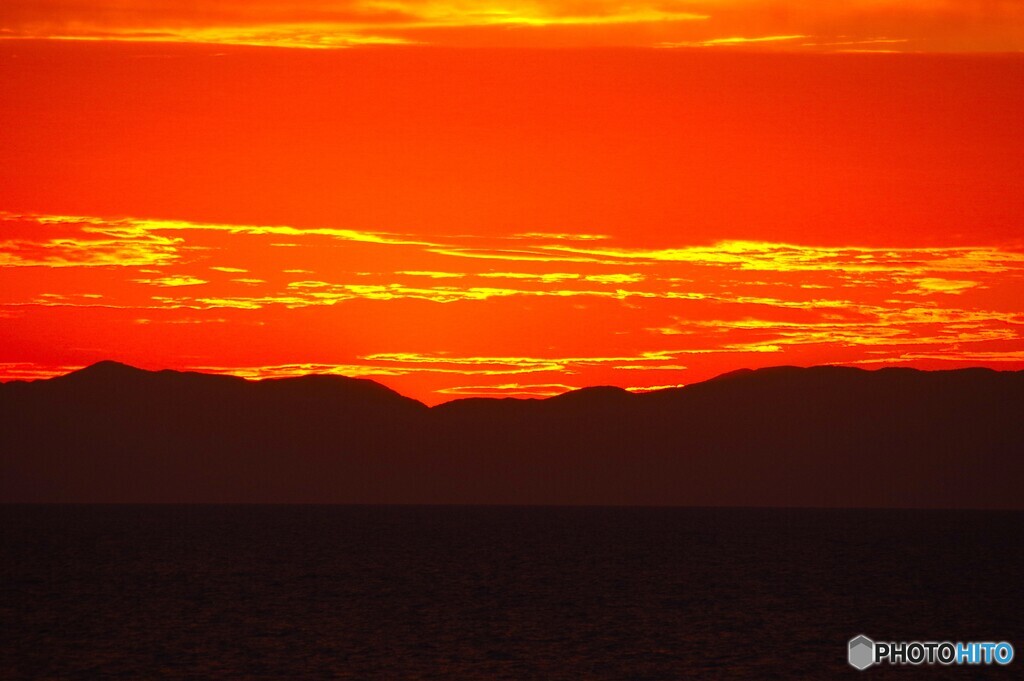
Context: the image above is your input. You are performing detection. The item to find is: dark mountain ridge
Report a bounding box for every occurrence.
[2,362,1021,507]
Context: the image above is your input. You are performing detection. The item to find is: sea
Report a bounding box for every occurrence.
[2,506,1021,679]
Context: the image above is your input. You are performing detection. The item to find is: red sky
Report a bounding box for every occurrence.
[1,2,1023,404]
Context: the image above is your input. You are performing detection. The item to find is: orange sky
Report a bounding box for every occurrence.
[1,2,1023,404]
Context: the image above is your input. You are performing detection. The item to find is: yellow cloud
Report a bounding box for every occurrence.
[0,216,182,269]
[193,363,408,379]
[426,247,622,265]
[902,278,980,295]
[0,0,708,49]
[1,26,413,49]
[512,232,612,241]
[539,240,1024,276]
[4,211,1021,379]
[280,279,704,304]
[661,34,807,47]
[14,212,1020,288]
[436,382,579,398]
[12,211,428,247]
[625,383,686,392]
[584,273,644,284]
[398,271,466,279]
[363,350,691,376]
[656,302,1023,353]
[134,276,208,287]
[850,350,1024,363]
[478,272,580,282]
[1,0,1021,51]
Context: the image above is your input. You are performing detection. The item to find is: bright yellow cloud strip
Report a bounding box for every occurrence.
[902,278,981,295]
[398,271,466,279]
[513,232,612,241]
[400,1,708,27]
[656,305,1023,351]
[625,383,686,392]
[471,272,644,284]
[134,216,428,246]
[0,214,183,268]
[362,350,692,375]
[586,273,645,284]
[0,211,429,268]
[135,317,228,325]
[801,38,909,48]
[9,212,1022,284]
[425,247,623,265]
[849,350,1024,364]
[271,280,706,305]
[0,0,708,49]
[436,382,580,398]
[478,271,579,281]
[1,0,1022,50]
[538,240,1024,276]
[133,276,208,287]
[19,212,427,246]
[189,351,694,384]
[1,26,413,49]
[194,363,409,379]
[661,34,806,47]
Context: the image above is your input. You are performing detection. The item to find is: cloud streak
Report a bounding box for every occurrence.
[3,210,1022,400]
[1,0,1020,50]
[0,0,707,48]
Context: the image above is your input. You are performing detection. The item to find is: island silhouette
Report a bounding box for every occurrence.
[2,362,1021,507]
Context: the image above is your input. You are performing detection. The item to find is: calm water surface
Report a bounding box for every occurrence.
[2,506,1021,679]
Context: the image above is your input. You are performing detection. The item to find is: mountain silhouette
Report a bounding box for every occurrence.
[1,362,1021,507]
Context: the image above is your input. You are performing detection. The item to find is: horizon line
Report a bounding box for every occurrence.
[2,359,1017,408]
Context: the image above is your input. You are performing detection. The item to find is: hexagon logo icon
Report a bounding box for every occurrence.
[849,635,875,670]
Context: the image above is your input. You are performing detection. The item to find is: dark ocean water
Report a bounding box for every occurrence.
[2,506,1021,679]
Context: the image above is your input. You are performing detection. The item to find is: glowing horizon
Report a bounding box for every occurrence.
[2,208,1022,404]
[2,5,1023,405]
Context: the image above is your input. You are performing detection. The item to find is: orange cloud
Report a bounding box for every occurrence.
[0,362,81,381]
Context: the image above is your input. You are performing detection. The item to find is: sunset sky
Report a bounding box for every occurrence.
[1,1,1022,404]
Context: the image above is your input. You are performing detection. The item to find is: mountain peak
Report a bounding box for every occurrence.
[547,385,631,403]
[69,360,150,379]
